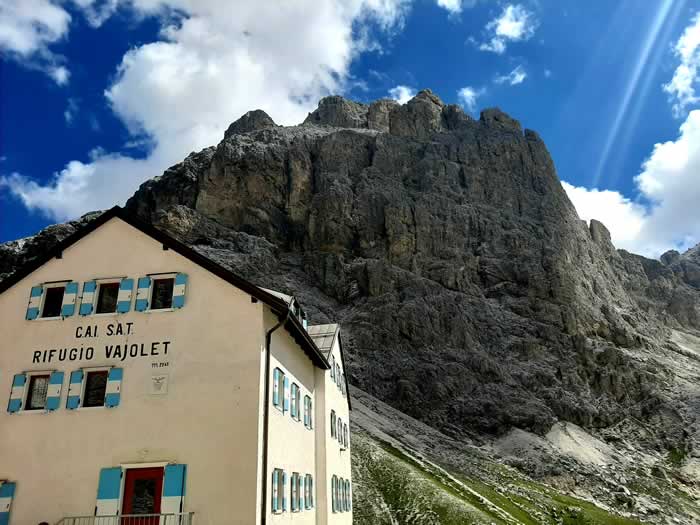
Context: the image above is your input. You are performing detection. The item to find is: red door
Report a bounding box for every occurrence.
[122,467,164,525]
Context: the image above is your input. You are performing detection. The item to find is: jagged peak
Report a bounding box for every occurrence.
[224,109,276,139]
[480,107,522,132]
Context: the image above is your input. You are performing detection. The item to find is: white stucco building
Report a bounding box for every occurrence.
[0,207,352,525]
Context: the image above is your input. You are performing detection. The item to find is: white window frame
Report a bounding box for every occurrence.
[78,366,112,410]
[92,278,124,316]
[21,370,53,412]
[37,281,69,320]
[272,468,284,513]
[146,272,178,313]
[291,472,300,512]
[291,383,301,421]
[273,368,285,412]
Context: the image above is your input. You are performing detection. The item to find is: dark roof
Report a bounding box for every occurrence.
[0,206,330,370]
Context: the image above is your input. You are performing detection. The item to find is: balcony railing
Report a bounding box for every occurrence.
[56,513,194,525]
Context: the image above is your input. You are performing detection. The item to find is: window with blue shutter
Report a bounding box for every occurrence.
[299,475,304,511]
[348,481,352,512]
[172,273,187,309]
[45,371,64,411]
[104,367,123,408]
[162,464,187,514]
[330,356,335,379]
[80,281,97,316]
[25,285,43,320]
[304,395,312,428]
[95,467,122,515]
[283,376,290,413]
[271,470,279,513]
[291,472,298,512]
[291,383,300,420]
[331,476,337,513]
[116,278,134,313]
[66,369,84,409]
[7,374,26,413]
[331,410,336,438]
[272,368,284,410]
[60,282,79,317]
[0,481,16,525]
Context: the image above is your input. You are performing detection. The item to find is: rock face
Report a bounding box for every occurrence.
[3,92,699,514]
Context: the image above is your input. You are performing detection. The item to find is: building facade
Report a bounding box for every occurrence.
[0,208,352,525]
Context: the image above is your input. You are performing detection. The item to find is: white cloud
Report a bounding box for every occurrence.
[1,0,411,220]
[663,12,700,117]
[563,110,700,257]
[388,85,416,103]
[64,98,79,125]
[0,0,72,84]
[478,4,536,54]
[435,0,477,15]
[562,182,647,249]
[457,86,483,112]
[495,65,527,85]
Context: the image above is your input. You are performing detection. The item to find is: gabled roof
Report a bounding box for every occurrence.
[308,323,352,410]
[0,206,329,370]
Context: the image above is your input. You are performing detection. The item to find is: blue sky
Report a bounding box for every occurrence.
[1,1,700,257]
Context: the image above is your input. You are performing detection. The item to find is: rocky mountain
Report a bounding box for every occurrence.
[2,90,698,523]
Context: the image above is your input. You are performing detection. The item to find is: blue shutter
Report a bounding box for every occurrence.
[7,374,26,413]
[116,278,134,313]
[45,371,64,411]
[283,376,290,413]
[105,367,123,408]
[271,470,279,513]
[162,464,187,514]
[61,281,79,317]
[79,281,96,316]
[291,384,297,418]
[66,369,84,409]
[172,273,187,309]
[282,471,287,511]
[291,474,296,512]
[0,482,16,525]
[135,276,151,311]
[25,286,43,320]
[95,467,121,515]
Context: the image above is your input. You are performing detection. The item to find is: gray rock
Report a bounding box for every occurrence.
[224,109,276,139]
[4,91,699,480]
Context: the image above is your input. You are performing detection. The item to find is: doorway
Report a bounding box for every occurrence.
[122,467,164,524]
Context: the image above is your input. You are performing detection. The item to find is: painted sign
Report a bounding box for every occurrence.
[30,321,172,364]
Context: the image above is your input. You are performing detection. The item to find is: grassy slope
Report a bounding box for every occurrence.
[352,430,645,525]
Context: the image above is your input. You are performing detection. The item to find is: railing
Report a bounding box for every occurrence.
[56,513,194,525]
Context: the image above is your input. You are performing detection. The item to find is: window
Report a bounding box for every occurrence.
[305,474,313,509]
[331,475,337,513]
[26,374,50,410]
[95,282,120,314]
[272,368,284,411]
[337,418,343,444]
[41,285,65,318]
[304,395,313,429]
[346,481,351,511]
[151,278,174,310]
[330,356,335,379]
[272,468,285,513]
[291,383,301,420]
[343,423,349,449]
[291,472,298,511]
[336,365,341,388]
[83,370,109,407]
[330,410,336,438]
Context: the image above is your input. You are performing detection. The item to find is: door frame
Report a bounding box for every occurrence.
[118,462,169,515]
[121,466,165,516]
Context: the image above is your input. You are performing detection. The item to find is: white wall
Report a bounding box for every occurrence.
[0,218,267,525]
[265,309,317,524]
[314,334,352,525]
